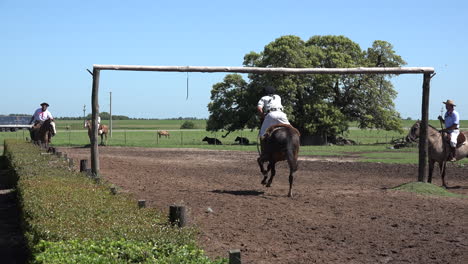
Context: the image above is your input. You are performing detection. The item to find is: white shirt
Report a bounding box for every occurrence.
[258,94,284,113]
[32,108,53,122]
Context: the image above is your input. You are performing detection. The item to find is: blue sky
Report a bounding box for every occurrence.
[1,0,466,120]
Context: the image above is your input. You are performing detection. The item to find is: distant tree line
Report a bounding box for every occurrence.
[1,112,206,120]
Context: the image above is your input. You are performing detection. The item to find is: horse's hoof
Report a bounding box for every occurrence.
[261,180,267,185]
[266,183,271,187]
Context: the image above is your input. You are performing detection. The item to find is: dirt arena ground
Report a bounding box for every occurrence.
[62,147,467,264]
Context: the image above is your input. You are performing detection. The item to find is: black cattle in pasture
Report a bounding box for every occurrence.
[235,136,250,145]
[202,136,222,145]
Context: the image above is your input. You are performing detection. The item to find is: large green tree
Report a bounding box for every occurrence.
[207,35,406,141]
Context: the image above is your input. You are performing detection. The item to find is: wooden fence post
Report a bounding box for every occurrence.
[80,160,88,172]
[169,205,186,227]
[90,68,100,177]
[229,249,241,264]
[418,73,431,182]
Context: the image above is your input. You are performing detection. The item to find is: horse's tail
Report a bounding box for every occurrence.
[286,129,299,172]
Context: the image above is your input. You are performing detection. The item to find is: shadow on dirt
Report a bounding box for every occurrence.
[211,190,265,196]
[446,185,467,190]
[0,156,28,264]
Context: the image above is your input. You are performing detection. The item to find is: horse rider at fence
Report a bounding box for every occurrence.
[29,102,56,138]
[438,99,460,161]
[257,86,290,140]
[97,115,103,135]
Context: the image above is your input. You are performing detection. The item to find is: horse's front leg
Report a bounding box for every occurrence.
[428,159,435,183]
[440,161,448,188]
[257,157,269,185]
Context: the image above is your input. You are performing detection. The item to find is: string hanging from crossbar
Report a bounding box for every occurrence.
[186,72,189,100]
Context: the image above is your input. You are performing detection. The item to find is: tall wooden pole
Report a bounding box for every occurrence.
[91,69,100,176]
[110,91,113,137]
[418,73,431,182]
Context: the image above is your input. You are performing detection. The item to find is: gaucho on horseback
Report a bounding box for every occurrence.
[438,99,460,161]
[29,102,56,142]
[257,86,290,143]
[256,86,300,197]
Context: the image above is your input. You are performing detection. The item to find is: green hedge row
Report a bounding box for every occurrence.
[4,139,225,264]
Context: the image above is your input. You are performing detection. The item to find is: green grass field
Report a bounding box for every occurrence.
[2,119,468,165]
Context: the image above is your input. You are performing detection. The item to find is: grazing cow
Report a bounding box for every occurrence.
[157,130,170,138]
[235,136,250,145]
[202,136,222,145]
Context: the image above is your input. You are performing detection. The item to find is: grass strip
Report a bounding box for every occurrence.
[392,182,466,198]
[4,139,225,264]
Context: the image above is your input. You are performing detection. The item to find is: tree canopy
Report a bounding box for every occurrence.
[207,35,406,141]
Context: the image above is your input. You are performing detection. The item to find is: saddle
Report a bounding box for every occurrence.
[444,131,466,148]
[264,124,301,139]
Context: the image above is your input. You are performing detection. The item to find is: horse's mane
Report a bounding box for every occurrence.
[416,121,439,132]
[39,119,52,131]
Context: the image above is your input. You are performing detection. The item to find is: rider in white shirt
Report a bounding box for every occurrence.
[30,102,56,135]
[257,86,290,137]
[438,99,460,161]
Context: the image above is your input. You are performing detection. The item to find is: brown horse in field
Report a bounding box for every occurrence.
[84,120,108,146]
[30,119,55,148]
[258,124,300,197]
[157,130,170,138]
[406,121,468,187]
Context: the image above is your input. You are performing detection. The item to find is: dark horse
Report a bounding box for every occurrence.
[30,119,55,149]
[257,124,300,197]
[406,121,468,187]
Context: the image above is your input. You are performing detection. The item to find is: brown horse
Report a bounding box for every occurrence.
[257,124,300,197]
[157,130,170,138]
[30,119,55,148]
[406,121,468,187]
[84,120,108,146]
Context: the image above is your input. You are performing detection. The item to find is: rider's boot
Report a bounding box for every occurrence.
[449,147,457,162]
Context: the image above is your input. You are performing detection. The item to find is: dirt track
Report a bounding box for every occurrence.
[62,146,468,264]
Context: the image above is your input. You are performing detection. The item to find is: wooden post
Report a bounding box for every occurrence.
[229,249,241,264]
[138,200,146,208]
[418,73,431,182]
[110,91,113,138]
[169,205,187,227]
[80,159,88,172]
[91,68,100,177]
